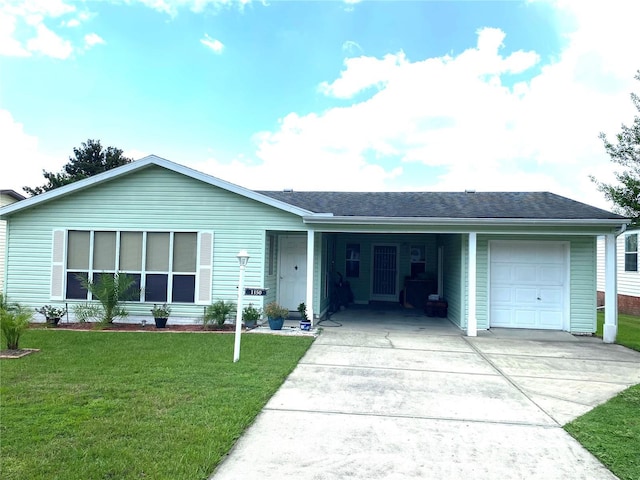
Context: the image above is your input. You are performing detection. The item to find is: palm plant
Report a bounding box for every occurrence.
[0,294,33,350]
[78,272,139,324]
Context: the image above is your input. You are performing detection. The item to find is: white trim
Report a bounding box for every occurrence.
[604,233,618,343]
[306,230,315,325]
[467,233,477,337]
[50,230,65,300]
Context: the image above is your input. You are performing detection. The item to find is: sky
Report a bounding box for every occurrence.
[1,0,639,212]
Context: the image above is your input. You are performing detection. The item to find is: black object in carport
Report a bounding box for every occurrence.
[424,299,448,318]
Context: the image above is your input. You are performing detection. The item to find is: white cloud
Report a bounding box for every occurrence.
[0,110,65,195]
[84,32,105,48]
[200,33,224,53]
[211,4,639,210]
[26,23,73,59]
[342,40,363,55]
[63,18,80,27]
[128,0,255,16]
[0,12,31,56]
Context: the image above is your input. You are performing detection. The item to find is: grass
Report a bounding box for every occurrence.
[0,329,314,480]
[565,385,640,480]
[565,312,640,480]
[596,311,640,351]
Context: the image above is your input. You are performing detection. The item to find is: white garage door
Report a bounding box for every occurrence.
[490,241,567,330]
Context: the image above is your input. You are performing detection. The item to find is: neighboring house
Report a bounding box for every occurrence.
[0,189,26,292]
[597,228,640,315]
[0,156,628,340]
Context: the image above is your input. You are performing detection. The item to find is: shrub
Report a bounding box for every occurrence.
[0,297,33,350]
[204,300,236,329]
[78,272,138,324]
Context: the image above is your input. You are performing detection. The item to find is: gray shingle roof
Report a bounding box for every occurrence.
[256,191,623,219]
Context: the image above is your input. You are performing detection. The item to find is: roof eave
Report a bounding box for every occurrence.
[303,215,629,229]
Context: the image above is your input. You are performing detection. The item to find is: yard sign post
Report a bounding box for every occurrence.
[233,250,250,362]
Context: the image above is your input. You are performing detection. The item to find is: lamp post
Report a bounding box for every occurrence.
[233,250,250,362]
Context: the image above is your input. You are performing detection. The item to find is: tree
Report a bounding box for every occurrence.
[592,71,640,225]
[23,139,133,196]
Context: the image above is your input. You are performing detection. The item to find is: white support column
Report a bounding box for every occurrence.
[467,232,477,337]
[603,233,618,343]
[306,229,315,327]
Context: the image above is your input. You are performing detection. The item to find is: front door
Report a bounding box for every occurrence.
[278,235,307,311]
[371,244,399,302]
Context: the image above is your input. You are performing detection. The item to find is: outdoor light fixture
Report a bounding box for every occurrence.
[233,250,250,362]
[236,249,250,267]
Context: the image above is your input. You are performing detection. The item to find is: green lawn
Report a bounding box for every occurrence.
[596,311,640,351]
[0,330,314,480]
[565,312,640,480]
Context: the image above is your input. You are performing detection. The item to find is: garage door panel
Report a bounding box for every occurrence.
[539,265,563,284]
[513,265,537,283]
[539,311,563,328]
[491,309,512,325]
[491,264,512,283]
[491,286,513,303]
[515,287,538,303]
[539,288,562,307]
[514,310,537,327]
[490,241,566,330]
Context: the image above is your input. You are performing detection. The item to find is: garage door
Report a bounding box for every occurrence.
[490,241,567,330]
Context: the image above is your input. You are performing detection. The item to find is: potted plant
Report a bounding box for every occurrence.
[298,302,311,331]
[264,301,289,330]
[203,300,236,330]
[150,303,171,328]
[242,303,261,329]
[36,304,67,327]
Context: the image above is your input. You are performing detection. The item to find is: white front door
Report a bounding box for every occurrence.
[490,241,568,330]
[278,235,307,311]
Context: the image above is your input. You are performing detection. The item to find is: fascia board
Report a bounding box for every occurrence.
[302,215,629,232]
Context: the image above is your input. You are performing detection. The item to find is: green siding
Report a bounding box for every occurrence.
[438,234,463,328]
[4,167,306,319]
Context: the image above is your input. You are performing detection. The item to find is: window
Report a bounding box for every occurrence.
[625,234,638,272]
[65,230,199,303]
[410,245,426,277]
[346,243,360,278]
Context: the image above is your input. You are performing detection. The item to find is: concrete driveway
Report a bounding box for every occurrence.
[211,310,640,479]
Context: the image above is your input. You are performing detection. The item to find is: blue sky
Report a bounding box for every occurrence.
[1,0,639,211]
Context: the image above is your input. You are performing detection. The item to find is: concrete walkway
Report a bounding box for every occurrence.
[211,310,640,479]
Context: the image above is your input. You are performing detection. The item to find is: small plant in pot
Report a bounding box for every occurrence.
[203,300,236,330]
[150,303,171,328]
[242,303,261,329]
[264,301,289,330]
[298,302,311,331]
[36,304,67,327]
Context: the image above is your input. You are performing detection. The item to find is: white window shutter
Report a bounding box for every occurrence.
[196,232,213,305]
[51,230,65,300]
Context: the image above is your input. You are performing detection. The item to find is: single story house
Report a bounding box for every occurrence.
[597,228,640,315]
[0,189,26,291]
[0,155,628,342]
